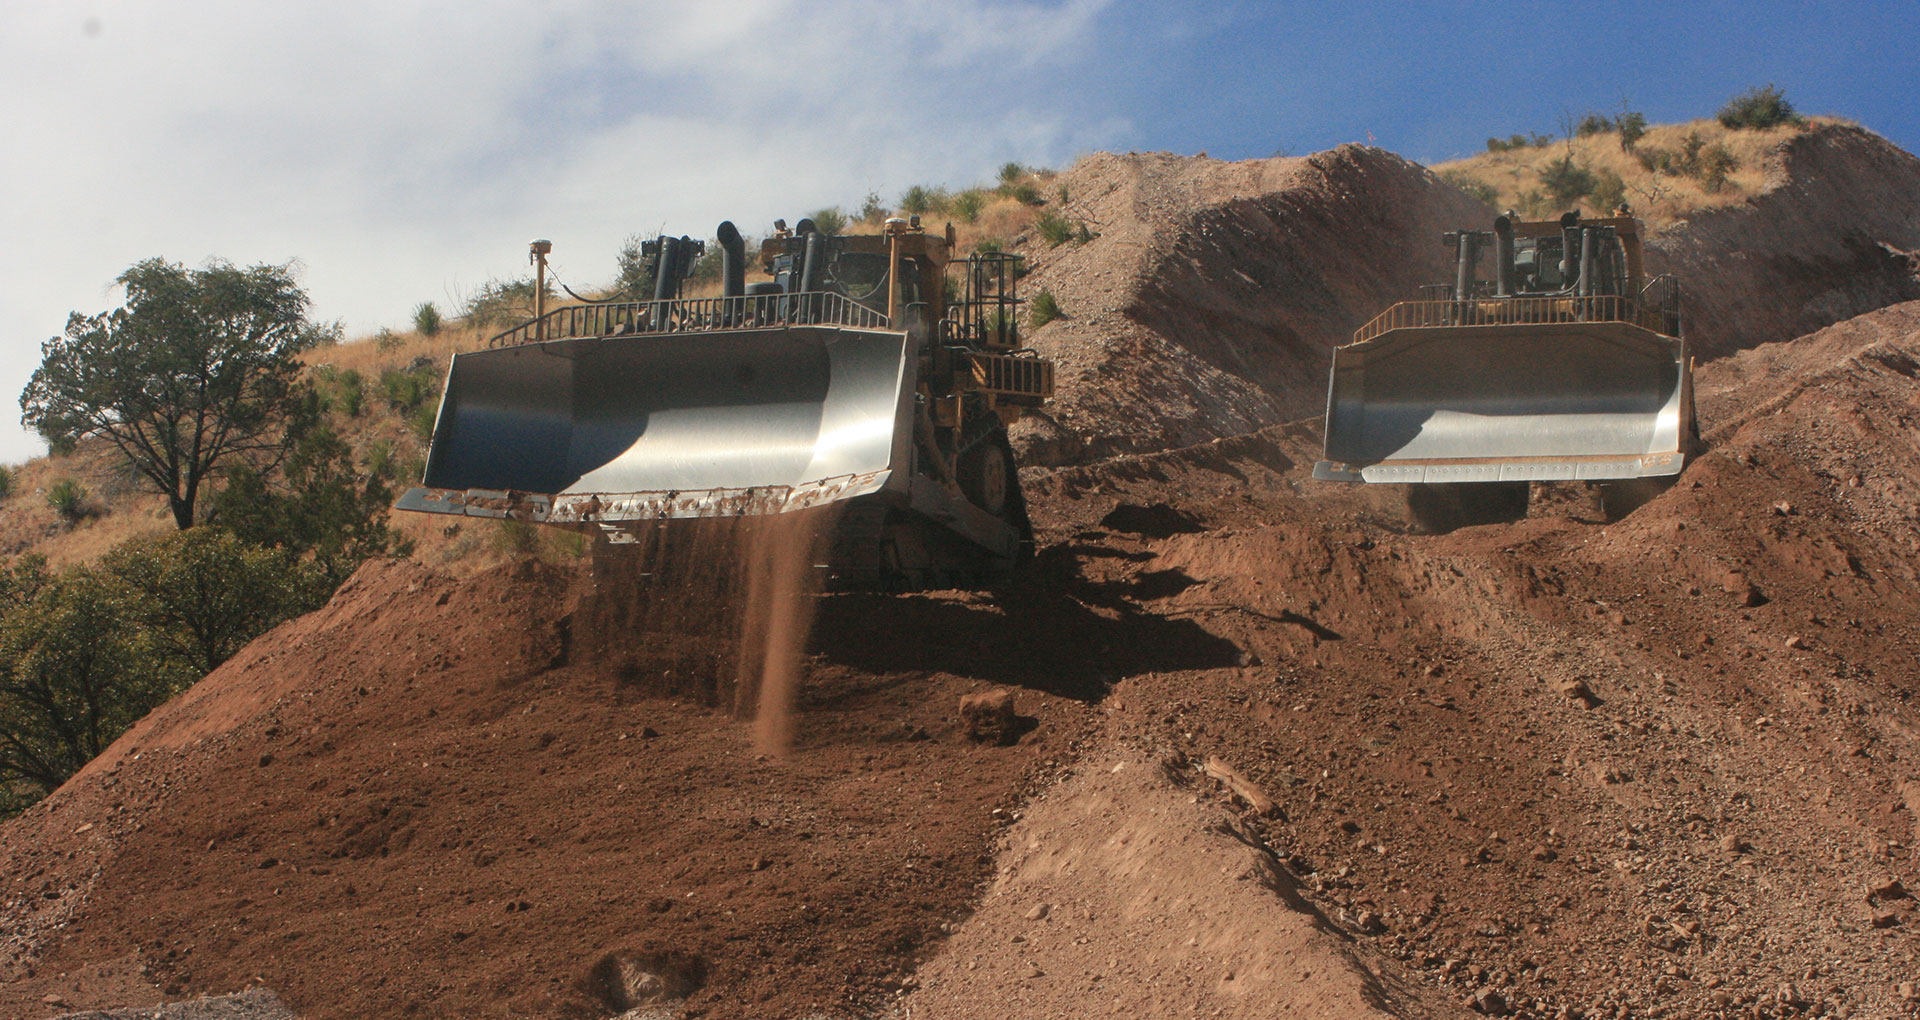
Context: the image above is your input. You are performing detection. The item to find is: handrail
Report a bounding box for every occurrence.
[485,291,890,348]
[1353,292,1680,345]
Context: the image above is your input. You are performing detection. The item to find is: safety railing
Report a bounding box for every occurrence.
[1353,291,1683,345]
[486,291,890,348]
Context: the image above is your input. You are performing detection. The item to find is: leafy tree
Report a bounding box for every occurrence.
[1616,111,1648,151]
[104,528,320,677]
[0,561,181,810]
[807,208,848,236]
[21,258,333,530]
[215,423,411,589]
[615,234,656,299]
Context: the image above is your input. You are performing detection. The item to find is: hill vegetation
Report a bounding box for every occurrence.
[1436,87,1835,227]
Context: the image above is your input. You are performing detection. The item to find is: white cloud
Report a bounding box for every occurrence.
[0,0,1128,462]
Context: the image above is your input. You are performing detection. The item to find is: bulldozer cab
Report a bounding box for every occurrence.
[1316,212,1693,487]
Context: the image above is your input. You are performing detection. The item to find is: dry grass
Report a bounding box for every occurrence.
[1433,116,1847,229]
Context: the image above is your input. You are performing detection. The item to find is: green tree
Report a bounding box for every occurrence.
[104,528,320,678]
[215,423,411,589]
[0,562,181,810]
[21,258,333,530]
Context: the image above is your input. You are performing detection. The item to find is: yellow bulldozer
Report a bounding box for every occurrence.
[397,215,1054,588]
[1314,211,1697,525]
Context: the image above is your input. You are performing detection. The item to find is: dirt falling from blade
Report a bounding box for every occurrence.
[581,506,838,752]
[734,507,836,756]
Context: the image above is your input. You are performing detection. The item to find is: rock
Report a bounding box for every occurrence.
[1023,963,1045,979]
[1720,834,1749,854]
[1556,679,1600,707]
[1899,980,1918,1001]
[1785,635,1808,650]
[959,689,1019,745]
[1873,877,1910,901]
[1773,500,1796,516]
[1530,845,1557,863]
[1024,902,1051,921]
[1468,985,1510,1015]
[1357,910,1385,933]
[640,727,660,739]
[42,994,66,1006]
[258,753,274,767]
[1873,909,1902,929]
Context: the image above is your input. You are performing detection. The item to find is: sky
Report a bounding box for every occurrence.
[2,0,1916,463]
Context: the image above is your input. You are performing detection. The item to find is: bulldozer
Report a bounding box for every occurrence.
[397,215,1054,589]
[1313,211,1696,525]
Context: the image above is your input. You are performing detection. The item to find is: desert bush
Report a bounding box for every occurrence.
[973,237,1003,254]
[312,365,365,418]
[379,363,438,412]
[46,479,89,522]
[997,162,1026,186]
[1698,145,1740,193]
[495,518,540,556]
[615,235,655,299]
[1540,155,1597,208]
[857,191,887,222]
[0,466,12,502]
[900,185,949,215]
[365,438,398,481]
[950,189,987,223]
[1030,289,1063,327]
[1035,210,1074,247]
[1007,182,1043,206]
[1485,132,1556,153]
[1576,113,1615,137]
[807,207,847,236]
[412,302,442,336]
[462,276,549,327]
[1616,111,1648,151]
[1591,170,1627,214]
[217,424,411,590]
[1718,84,1801,130]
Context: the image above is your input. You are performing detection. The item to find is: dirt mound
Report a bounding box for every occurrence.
[994,300,1920,1018]
[0,557,1105,1020]
[1650,124,1920,360]
[1011,146,1491,466]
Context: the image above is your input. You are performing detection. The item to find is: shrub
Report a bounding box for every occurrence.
[1035,210,1074,247]
[1616,111,1648,151]
[312,365,364,418]
[615,235,655,298]
[216,424,411,590]
[1007,182,1043,206]
[1591,170,1627,214]
[950,189,988,223]
[366,438,398,481]
[495,518,539,556]
[412,302,442,336]
[380,364,438,412]
[857,191,887,222]
[900,185,949,215]
[1576,113,1614,137]
[46,479,89,522]
[1540,155,1597,208]
[407,403,439,442]
[997,162,1026,186]
[1029,289,1063,327]
[374,328,402,352]
[1718,84,1800,130]
[1485,132,1556,153]
[1698,144,1740,193]
[807,207,847,236]
[462,276,549,327]
[0,466,12,501]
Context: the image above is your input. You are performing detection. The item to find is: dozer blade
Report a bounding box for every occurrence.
[397,325,914,524]
[1313,321,1691,483]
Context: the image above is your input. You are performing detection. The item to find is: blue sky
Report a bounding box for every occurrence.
[2,0,1914,463]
